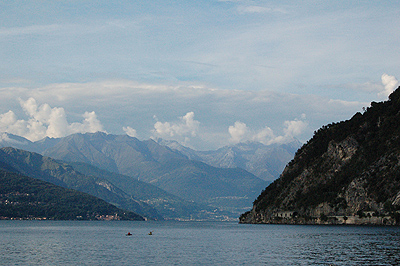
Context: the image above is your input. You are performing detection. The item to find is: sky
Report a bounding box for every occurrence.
[0,1,399,150]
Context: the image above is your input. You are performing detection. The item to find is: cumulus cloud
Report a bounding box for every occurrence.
[380,74,399,98]
[0,80,370,150]
[253,126,275,143]
[69,111,104,135]
[270,118,308,145]
[228,121,249,143]
[123,126,138,138]
[284,116,308,138]
[0,98,105,141]
[152,112,200,146]
[229,115,308,145]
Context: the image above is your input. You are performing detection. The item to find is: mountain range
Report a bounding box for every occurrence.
[0,132,298,220]
[156,138,301,182]
[40,133,267,217]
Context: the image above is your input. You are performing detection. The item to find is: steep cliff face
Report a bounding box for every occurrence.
[240,87,400,225]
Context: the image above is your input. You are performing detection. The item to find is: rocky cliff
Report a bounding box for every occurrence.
[240,87,400,225]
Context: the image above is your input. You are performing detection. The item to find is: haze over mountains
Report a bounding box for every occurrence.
[0,132,299,220]
[156,138,301,182]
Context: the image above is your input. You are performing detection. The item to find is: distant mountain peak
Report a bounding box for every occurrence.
[156,138,301,181]
[0,132,32,146]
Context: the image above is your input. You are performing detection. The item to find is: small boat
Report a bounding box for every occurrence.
[148,231,153,235]
[126,232,132,236]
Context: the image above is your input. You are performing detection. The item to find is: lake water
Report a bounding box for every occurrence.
[1,221,399,265]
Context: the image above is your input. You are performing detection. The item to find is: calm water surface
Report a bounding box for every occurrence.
[1,221,399,265]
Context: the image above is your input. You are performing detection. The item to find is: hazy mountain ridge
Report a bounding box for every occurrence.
[0,132,298,183]
[240,87,400,225]
[0,133,61,154]
[0,130,306,220]
[40,132,267,218]
[0,132,271,220]
[68,161,215,220]
[156,138,301,181]
[42,133,187,180]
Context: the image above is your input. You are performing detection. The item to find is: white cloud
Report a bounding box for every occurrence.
[0,111,29,138]
[69,111,104,135]
[0,98,105,141]
[0,81,370,150]
[284,119,306,137]
[380,74,399,98]
[253,126,275,143]
[229,121,249,143]
[152,112,200,146]
[281,118,308,141]
[123,126,138,138]
[229,115,308,145]
[0,111,18,127]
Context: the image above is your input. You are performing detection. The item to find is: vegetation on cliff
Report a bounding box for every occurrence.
[240,87,400,225]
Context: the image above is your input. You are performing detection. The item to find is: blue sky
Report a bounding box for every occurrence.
[0,1,399,150]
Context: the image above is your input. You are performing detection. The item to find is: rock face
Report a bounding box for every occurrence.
[240,87,400,225]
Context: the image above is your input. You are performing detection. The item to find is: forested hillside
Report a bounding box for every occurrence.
[0,168,143,220]
[240,87,400,225]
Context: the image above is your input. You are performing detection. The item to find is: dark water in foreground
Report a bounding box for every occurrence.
[1,221,399,265]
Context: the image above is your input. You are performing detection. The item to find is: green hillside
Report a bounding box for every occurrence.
[0,169,143,221]
[0,147,160,220]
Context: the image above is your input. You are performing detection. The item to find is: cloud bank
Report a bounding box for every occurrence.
[229,115,308,145]
[0,74,396,149]
[0,98,105,141]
